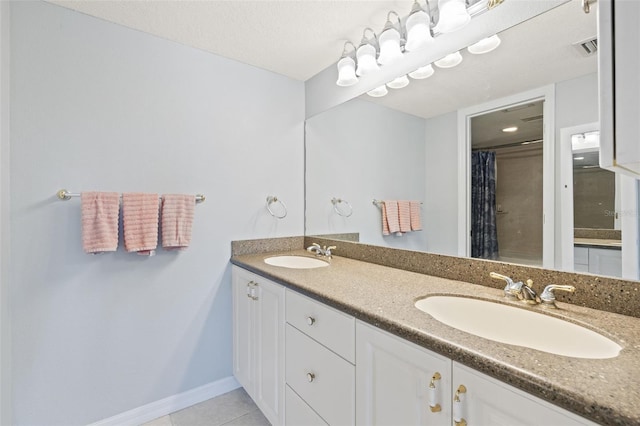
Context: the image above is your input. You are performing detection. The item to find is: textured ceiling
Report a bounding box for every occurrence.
[48,0,415,81]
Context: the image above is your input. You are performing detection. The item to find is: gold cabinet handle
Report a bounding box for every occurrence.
[306,316,316,326]
[246,281,259,300]
[428,372,442,413]
[453,384,467,426]
[307,372,316,383]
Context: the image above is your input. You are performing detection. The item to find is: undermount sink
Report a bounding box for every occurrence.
[264,255,329,269]
[415,296,621,359]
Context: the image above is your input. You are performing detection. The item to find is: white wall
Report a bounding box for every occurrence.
[9,2,304,425]
[423,112,459,256]
[305,98,427,251]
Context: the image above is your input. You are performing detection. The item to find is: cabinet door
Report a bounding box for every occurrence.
[599,0,640,176]
[588,247,622,277]
[452,363,596,425]
[231,266,285,426]
[232,267,255,393]
[254,277,285,425]
[355,321,451,426]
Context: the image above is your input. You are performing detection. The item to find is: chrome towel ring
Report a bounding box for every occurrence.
[331,197,353,217]
[266,196,287,219]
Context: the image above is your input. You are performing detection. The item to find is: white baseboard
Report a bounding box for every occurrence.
[89,376,241,426]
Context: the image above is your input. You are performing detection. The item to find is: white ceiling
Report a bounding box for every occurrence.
[48,0,597,126]
[48,0,417,82]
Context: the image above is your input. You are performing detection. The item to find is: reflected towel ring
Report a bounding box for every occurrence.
[331,197,353,217]
[266,196,287,219]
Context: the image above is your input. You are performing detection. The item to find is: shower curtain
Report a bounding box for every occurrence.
[471,151,499,259]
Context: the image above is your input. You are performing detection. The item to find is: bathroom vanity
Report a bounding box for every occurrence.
[231,245,640,426]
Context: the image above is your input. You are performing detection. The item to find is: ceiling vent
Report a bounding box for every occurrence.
[521,114,543,123]
[573,37,598,56]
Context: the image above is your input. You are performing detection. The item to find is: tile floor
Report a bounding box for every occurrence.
[142,388,270,426]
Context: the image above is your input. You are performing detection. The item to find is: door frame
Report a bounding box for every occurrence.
[457,85,555,268]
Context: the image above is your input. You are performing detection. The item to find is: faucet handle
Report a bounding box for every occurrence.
[541,284,576,307]
[490,272,522,297]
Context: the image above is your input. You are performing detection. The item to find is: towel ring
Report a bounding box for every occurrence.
[266,196,287,219]
[331,198,353,217]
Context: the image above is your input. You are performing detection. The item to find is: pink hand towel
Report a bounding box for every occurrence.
[122,193,159,256]
[382,202,390,236]
[410,201,422,231]
[161,194,195,250]
[81,192,120,254]
[398,201,411,233]
[383,200,401,235]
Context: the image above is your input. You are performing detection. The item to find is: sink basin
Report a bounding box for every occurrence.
[264,255,329,269]
[415,296,621,359]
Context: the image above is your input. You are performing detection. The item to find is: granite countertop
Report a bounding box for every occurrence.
[231,250,640,426]
[575,238,623,249]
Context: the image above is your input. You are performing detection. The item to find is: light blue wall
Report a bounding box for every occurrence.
[305,99,427,251]
[9,2,304,425]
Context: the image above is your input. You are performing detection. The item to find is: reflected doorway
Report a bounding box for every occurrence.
[470,100,544,266]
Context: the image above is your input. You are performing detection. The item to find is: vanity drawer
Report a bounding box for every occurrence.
[286,289,355,363]
[285,324,355,426]
[285,385,328,426]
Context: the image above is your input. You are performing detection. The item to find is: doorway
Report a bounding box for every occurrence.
[471,100,544,265]
[458,86,555,268]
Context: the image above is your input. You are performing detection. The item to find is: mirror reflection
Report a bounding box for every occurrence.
[305,1,638,280]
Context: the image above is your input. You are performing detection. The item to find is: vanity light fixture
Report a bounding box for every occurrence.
[467,34,501,54]
[336,41,359,87]
[387,75,410,89]
[434,51,463,68]
[405,0,434,52]
[367,85,389,97]
[502,126,518,132]
[574,156,585,160]
[409,63,435,79]
[356,28,380,76]
[378,11,405,65]
[435,0,471,34]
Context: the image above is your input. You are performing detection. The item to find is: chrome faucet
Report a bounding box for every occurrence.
[306,243,336,258]
[540,284,576,308]
[489,273,540,304]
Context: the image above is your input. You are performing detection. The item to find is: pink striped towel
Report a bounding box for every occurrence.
[410,201,422,231]
[398,201,411,233]
[383,201,401,235]
[161,194,195,250]
[81,192,120,254]
[122,193,159,256]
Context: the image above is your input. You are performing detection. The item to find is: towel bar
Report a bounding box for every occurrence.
[56,189,206,203]
[373,199,423,206]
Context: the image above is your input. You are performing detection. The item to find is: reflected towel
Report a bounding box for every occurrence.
[122,193,159,256]
[410,201,422,231]
[398,201,411,233]
[383,200,401,235]
[81,192,120,254]
[161,194,195,250]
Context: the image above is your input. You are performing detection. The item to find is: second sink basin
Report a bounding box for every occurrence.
[264,255,329,269]
[415,296,621,359]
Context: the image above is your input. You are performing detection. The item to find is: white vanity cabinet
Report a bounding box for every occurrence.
[452,363,597,426]
[232,266,285,426]
[355,321,452,426]
[599,0,640,176]
[574,246,622,277]
[284,289,356,425]
[356,321,596,426]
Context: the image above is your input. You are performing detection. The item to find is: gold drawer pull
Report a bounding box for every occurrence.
[453,384,467,426]
[428,372,442,413]
[307,372,316,383]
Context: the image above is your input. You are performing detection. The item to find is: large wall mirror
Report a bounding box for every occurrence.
[305,1,640,281]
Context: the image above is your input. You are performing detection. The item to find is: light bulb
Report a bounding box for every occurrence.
[409,64,435,79]
[356,43,380,76]
[405,9,433,52]
[434,51,463,68]
[377,27,403,65]
[387,75,410,89]
[336,56,358,87]
[435,0,470,34]
[367,85,388,97]
[467,35,501,54]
